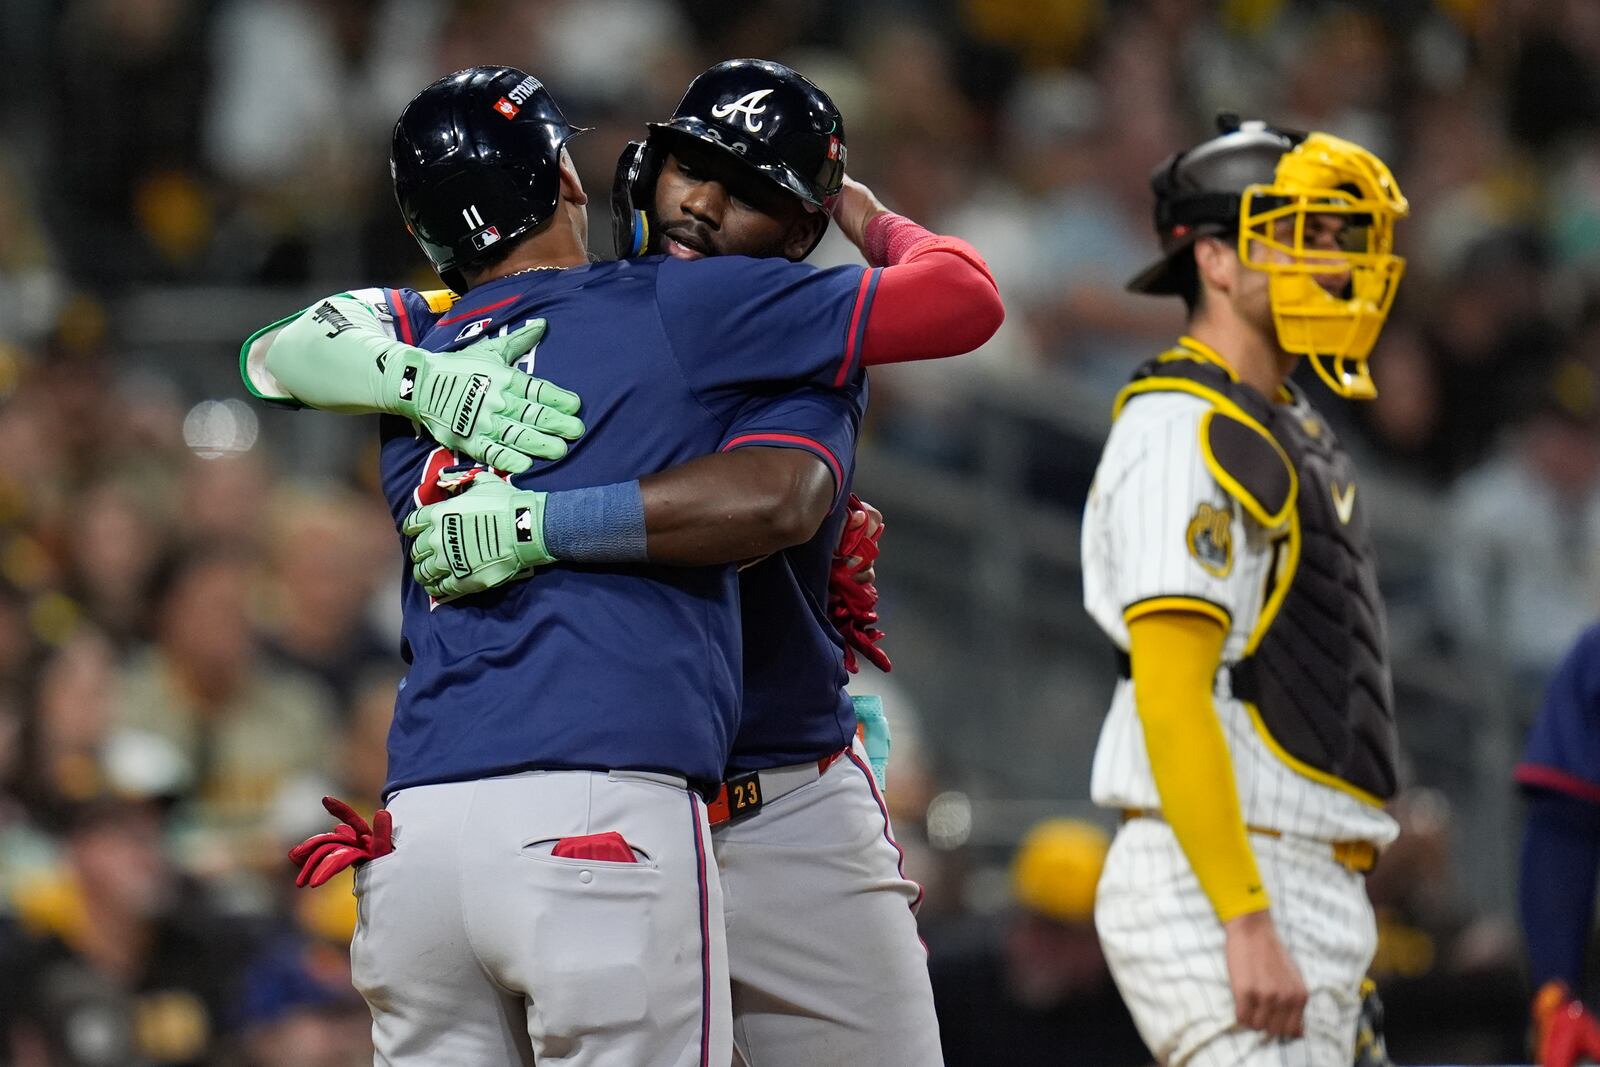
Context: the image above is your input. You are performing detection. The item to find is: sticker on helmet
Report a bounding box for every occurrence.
[506,76,540,106]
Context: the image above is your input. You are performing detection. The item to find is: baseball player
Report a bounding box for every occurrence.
[1518,621,1600,1067]
[247,63,1002,1066]
[1080,116,1409,1066]
[594,59,962,1065]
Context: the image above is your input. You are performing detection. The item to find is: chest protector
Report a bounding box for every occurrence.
[1119,350,1399,802]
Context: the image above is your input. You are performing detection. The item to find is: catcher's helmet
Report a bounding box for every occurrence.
[1126,115,1299,296]
[392,66,582,293]
[1131,114,1408,400]
[612,59,846,260]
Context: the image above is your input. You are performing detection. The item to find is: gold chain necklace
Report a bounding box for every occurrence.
[504,265,568,278]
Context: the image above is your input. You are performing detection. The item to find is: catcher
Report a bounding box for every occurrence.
[1081,115,1408,1065]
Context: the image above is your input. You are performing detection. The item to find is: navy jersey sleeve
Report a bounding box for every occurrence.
[1520,791,1600,991]
[655,255,880,405]
[383,287,455,345]
[1517,622,1600,805]
[719,377,867,508]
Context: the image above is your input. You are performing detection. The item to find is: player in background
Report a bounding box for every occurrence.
[250,62,1001,1066]
[1517,623,1600,1067]
[1080,116,1408,1065]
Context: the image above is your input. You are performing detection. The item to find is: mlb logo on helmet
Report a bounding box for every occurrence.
[494,97,519,119]
[470,226,501,251]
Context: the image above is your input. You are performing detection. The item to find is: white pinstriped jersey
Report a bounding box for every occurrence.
[1082,389,1398,847]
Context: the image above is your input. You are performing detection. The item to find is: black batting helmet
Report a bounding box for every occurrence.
[392,66,583,293]
[1127,115,1301,295]
[612,59,846,260]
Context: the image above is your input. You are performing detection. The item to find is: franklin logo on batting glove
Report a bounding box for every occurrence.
[311,300,355,339]
[453,375,488,436]
[442,513,472,577]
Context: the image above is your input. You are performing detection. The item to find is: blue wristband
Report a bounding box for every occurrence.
[542,480,648,562]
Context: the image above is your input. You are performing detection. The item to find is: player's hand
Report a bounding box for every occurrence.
[830,494,890,672]
[1223,909,1308,1039]
[287,796,394,888]
[385,320,585,473]
[830,175,890,252]
[843,499,883,585]
[404,473,554,602]
[1535,980,1600,1067]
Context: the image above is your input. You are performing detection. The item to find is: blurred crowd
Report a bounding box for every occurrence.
[2,0,1600,1062]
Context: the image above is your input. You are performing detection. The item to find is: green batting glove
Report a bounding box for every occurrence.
[382,320,585,473]
[253,294,585,473]
[403,475,554,603]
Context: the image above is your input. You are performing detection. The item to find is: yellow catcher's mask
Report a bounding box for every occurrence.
[1238,133,1408,399]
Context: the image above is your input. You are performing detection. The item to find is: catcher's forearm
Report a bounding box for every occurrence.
[1128,609,1270,923]
[263,294,403,414]
[640,447,834,565]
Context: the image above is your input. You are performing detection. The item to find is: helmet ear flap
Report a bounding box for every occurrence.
[611,139,661,259]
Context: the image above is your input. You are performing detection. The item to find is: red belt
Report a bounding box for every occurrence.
[707,748,849,827]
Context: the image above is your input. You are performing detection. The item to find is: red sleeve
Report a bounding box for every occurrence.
[855,213,1005,367]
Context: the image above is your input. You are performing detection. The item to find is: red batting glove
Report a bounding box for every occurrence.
[830,495,891,673]
[1536,981,1600,1067]
[287,796,394,889]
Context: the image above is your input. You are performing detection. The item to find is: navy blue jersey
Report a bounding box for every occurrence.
[1518,621,1600,805]
[1518,621,1600,993]
[376,255,879,798]
[721,382,869,773]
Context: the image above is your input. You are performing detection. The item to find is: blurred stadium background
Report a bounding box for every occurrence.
[0,0,1593,1062]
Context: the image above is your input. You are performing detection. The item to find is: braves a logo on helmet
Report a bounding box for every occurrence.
[711,89,775,133]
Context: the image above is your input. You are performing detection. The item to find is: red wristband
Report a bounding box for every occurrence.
[862,212,936,268]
